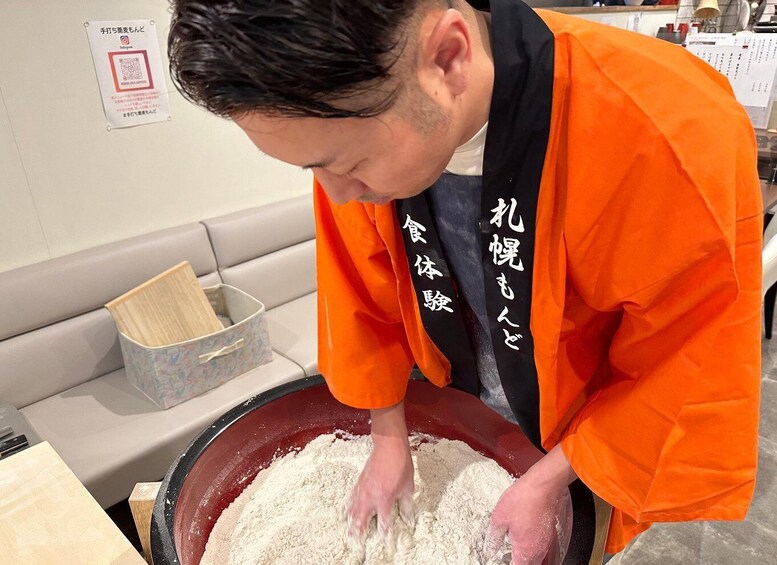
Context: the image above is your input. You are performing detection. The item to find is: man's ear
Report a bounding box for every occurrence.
[416,9,472,100]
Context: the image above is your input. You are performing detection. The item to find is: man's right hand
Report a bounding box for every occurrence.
[347,400,415,538]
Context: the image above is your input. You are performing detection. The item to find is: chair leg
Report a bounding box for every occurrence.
[766,285,777,339]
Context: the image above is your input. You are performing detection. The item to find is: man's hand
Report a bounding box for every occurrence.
[482,444,577,565]
[347,400,415,539]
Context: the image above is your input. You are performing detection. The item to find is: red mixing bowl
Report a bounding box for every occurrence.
[150,375,596,564]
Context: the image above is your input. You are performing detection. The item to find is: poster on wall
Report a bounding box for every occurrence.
[85,20,171,129]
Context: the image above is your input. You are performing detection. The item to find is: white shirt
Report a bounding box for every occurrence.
[444,121,488,177]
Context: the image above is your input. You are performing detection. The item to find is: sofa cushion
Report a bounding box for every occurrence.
[265,292,318,376]
[0,309,121,409]
[0,223,218,341]
[20,355,304,508]
[202,195,314,268]
[219,240,316,310]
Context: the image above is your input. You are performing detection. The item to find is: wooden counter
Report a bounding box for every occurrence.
[0,442,145,564]
[551,5,678,14]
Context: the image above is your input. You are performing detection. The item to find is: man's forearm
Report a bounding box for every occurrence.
[369,402,575,491]
[524,443,578,491]
[370,400,409,445]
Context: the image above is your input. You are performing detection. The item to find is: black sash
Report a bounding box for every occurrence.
[397,0,554,449]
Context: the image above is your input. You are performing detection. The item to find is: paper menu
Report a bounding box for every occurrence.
[744,71,777,130]
[687,34,777,128]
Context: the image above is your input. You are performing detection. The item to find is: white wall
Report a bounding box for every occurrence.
[0,0,312,273]
[0,2,685,275]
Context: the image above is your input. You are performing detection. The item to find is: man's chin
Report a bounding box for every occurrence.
[357,184,431,205]
[356,190,398,205]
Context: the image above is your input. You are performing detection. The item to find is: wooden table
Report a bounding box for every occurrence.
[0,442,145,564]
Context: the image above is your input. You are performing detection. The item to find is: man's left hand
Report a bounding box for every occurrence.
[481,444,577,565]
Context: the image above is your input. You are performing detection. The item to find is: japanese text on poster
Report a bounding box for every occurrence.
[85,20,171,128]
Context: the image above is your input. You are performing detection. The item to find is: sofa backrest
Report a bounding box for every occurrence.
[202,195,316,310]
[0,224,219,408]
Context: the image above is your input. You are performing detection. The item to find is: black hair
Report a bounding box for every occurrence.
[168,0,431,119]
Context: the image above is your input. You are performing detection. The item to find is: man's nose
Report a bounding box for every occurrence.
[315,170,366,205]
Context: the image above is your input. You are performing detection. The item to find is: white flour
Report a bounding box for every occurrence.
[201,432,515,564]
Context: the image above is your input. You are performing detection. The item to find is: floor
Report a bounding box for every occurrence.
[616,334,777,564]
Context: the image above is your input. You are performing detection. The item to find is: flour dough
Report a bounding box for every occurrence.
[201,433,516,564]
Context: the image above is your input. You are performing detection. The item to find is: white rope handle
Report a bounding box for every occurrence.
[198,338,245,364]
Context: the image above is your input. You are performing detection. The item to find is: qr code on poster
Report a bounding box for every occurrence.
[109,51,152,91]
[119,57,143,81]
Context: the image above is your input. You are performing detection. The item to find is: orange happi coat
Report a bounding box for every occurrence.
[314,7,761,553]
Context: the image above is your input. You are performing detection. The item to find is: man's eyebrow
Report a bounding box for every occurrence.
[300,156,335,170]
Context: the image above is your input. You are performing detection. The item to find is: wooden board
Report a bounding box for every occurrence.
[129,482,162,564]
[0,442,145,564]
[105,261,223,347]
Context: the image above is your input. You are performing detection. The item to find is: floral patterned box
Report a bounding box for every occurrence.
[117,284,272,409]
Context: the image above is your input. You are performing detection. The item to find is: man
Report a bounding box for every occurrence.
[168,0,761,562]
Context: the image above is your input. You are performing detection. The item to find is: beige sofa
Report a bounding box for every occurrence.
[0,195,316,508]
